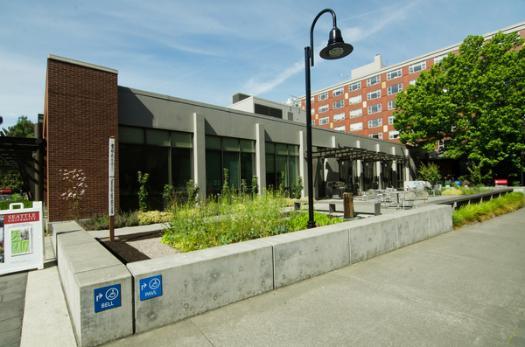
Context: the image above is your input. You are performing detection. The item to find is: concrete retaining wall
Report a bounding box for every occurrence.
[348,205,452,264]
[127,239,273,333]
[57,230,133,346]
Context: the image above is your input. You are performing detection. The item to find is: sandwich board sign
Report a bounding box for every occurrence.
[0,201,44,275]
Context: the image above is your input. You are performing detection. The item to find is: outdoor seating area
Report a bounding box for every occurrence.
[354,187,429,209]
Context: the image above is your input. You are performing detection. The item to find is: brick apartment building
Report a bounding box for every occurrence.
[298,21,525,142]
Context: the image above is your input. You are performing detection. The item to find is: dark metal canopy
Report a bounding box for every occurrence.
[312,145,406,162]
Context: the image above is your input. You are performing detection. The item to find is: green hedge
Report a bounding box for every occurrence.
[452,192,525,228]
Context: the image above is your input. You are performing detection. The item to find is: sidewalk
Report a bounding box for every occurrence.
[15,208,525,347]
[105,208,525,346]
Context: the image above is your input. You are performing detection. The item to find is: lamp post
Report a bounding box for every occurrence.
[305,9,353,228]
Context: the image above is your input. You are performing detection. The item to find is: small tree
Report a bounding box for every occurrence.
[291,177,303,200]
[162,184,174,209]
[221,168,231,199]
[59,168,87,219]
[417,163,441,185]
[1,116,35,138]
[137,171,149,212]
[251,176,258,196]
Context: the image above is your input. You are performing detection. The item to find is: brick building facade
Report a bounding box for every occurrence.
[299,22,525,142]
[44,56,119,221]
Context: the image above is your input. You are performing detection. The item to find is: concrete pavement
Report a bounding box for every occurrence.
[104,208,525,347]
[0,272,27,347]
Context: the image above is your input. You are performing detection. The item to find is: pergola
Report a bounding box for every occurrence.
[311,145,406,162]
[0,136,44,199]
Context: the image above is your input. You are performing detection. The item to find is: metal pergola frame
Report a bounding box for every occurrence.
[312,145,407,162]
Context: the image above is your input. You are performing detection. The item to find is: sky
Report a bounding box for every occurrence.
[0,0,524,129]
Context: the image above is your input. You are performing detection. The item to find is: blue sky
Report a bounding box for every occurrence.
[0,0,524,129]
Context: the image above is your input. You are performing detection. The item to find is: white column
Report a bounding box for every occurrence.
[299,130,307,198]
[255,123,266,195]
[404,148,411,182]
[193,112,206,199]
[376,143,382,190]
[356,140,364,193]
[391,146,398,188]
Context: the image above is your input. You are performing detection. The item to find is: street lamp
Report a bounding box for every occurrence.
[305,9,353,228]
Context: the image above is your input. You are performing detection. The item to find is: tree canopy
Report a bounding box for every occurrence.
[394,32,525,182]
[1,116,35,137]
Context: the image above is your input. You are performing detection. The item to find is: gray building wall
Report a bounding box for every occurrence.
[118,87,410,198]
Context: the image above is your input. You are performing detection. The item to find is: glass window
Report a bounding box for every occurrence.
[119,126,144,144]
[332,87,344,97]
[348,95,362,104]
[206,136,221,150]
[367,90,381,100]
[334,126,346,132]
[333,100,344,109]
[265,142,300,191]
[333,113,345,122]
[172,132,192,148]
[367,75,380,86]
[368,118,383,128]
[389,130,400,139]
[367,103,382,114]
[318,92,328,101]
[172,148,192,189]
[409,61,426,74]
[387,83,403,95]
[146,129,170,146]
[434,55,446,64]
[369,133,383,140]
[349,81,361,91]
[388,116,395,125]
[319,117,329,125]
[350,122,363,131]
[349,109,363,118]
[387,69,402,80]
[318,105,329,113]
[387,100,396,110]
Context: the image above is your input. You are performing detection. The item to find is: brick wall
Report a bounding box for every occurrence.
[45,57,119,221]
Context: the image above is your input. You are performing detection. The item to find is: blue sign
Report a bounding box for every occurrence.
[139,275,163,301]
[94,284,121,313]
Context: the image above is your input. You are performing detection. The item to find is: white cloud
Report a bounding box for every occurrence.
[241,0,420,96]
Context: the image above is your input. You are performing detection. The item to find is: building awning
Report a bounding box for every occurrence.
[312,145,406,162]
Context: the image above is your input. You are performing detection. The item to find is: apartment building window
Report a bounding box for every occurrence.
[387,83,403,95]
[387,69,402,80]
[334,125,346,132]
[369,133,383,140]
[350,122,363,131]
[368,118,383,128]
[367,103,382,115]
[349,81,361,91]
[333,100,344,109]
[434,55,446,64]
[409,80,417,86]
[318,105,329,113]
[333,113,346,122]
[319,117,329,125]
[389,130,400,139]
[367,90,381,100]
[366,75,380,86]
[387,100,396,110]
[348,95,362,104]
[409,61,426,74]
[388,116,395,125]
[318,92,328,101]
[349,109,363,118]
[332,87,344,97]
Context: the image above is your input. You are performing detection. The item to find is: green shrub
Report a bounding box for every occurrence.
[417,163,441,185]
[0,194,31,210]
[80,211,140,230]
[162,193,342,252]
[137,210,172,225]
[452,192,525,228]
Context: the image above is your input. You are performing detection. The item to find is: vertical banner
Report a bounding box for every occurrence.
[108,137,115,217]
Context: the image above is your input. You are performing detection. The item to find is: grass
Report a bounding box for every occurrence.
[452,192,525,228]
[162,193,342,252]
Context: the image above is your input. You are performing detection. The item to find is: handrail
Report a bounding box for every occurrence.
[432,187,514,209]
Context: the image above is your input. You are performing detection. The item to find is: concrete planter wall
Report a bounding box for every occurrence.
[54,205,452,345]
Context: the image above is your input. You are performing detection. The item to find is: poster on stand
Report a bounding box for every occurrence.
[0,202,44,275]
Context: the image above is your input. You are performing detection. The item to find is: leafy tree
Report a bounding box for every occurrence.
[1,116,35,137]
[417,163,441,185]
[394,32,525,183]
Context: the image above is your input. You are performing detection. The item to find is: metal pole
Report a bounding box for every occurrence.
[305,46,315,228]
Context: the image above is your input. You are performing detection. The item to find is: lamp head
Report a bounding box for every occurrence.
[319,27,353,60]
